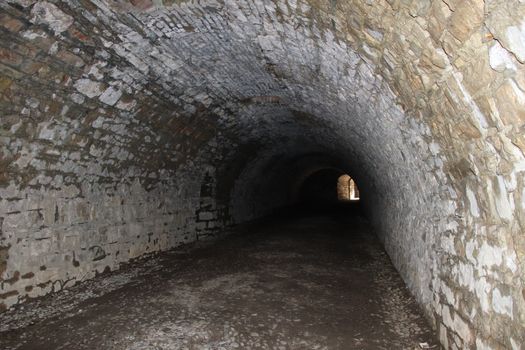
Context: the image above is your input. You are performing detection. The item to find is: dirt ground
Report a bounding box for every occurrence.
[0,210,439,349]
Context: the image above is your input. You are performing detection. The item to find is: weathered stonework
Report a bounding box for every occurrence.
[0,1,524,348]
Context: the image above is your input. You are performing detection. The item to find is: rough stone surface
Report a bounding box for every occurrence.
[0,1,524,349]
[29,2,73,35]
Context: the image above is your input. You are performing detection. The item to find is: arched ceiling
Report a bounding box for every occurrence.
[1,0,524,348]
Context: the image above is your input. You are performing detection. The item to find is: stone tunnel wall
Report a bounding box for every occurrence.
[0,1,524,349]
[0,1,236,311]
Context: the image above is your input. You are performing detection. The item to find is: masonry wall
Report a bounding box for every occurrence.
[0,1,235,310]
[0,1,524,349]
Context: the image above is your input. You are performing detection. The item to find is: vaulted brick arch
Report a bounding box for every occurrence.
[0,1,524,348]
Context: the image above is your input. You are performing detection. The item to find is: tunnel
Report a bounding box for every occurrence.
[0,0,524,349]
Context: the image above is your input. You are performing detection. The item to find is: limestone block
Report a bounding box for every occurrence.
[74,79,105,98]
[485,1,525,63]
[489,41,518,72]
[427,1,452,43]
[446,0,484,42]
[99,87,122,106]
[30,2,74,35]
[494,79,525,126]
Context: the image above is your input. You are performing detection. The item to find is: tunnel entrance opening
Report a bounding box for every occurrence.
[337,174,360,202]
[291,168,363,218]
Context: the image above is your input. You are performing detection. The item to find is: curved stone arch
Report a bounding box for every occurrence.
[0,0,524,348]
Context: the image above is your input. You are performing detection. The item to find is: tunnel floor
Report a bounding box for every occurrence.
[0,209,439,349]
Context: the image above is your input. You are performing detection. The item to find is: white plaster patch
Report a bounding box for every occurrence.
[441,283,456,306]
[428,142,441,155]
[476,338,494,350]
[71,93,85,104]
[48,41,59,55]
[494,176,513,220]
[117,100,137,111]
[442,305,472,344]
[38,122,55,140]
[477,242,503,269]
[492,288,513,318]
[99,86,122,106]
[505,20,525,63]
[504,251,518,273]
[457,262,474,291]
[88,65,101,79]
[465,187,480,217]
[474,277,491,313]
[489,41,517,72]
[92,117,105,128]
[30,2,74,35]
[21,30,48,40]
[452,71,489,131]
[439,324,449,349]
[440,234,455,254]
[74,79,105,98]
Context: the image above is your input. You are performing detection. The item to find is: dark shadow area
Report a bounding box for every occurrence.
[297,168,343,205]
[273,201,365,223]
[275,168,365,221]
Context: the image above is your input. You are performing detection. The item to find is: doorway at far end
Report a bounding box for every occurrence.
[337,174,360,201]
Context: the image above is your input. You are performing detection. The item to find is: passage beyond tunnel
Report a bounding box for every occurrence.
[0,1,524,349]
[337,174,360,201]
[293,168,360,206]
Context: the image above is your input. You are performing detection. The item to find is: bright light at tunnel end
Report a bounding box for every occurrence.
[337,174,360,201]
